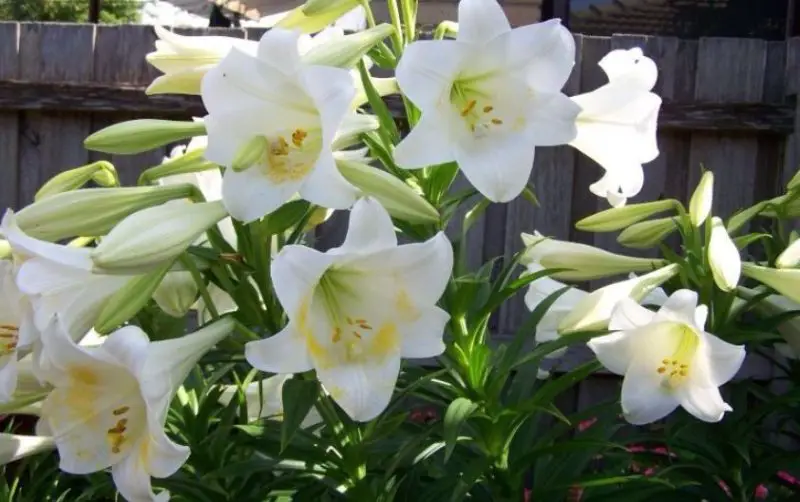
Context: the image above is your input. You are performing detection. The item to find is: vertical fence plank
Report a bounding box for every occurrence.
[782,37,800,189]
[687,38,767,220]
[17,23,95,206]
[0,23,19,211]
[91,25,166,186]
[498,34,584,336]
[754,41,788,205]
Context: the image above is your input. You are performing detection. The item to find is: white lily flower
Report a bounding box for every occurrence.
[202,28,366,222]
[741,263,800,306]
[37,317,234,502]
[218,374,323,426]
[558,264,680,334]
[570,48,662,207]
[708,217,741,292]
[521,231,666,282]
[587,290,745,424]
[0,259,39,402]
[777,237,800,269]
[245,198,453,421]
[0,433,54,464]
[393,0,579,202]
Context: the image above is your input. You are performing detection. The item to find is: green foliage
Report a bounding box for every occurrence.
[0,0,140,23]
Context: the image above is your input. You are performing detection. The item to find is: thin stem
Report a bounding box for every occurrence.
[181,254,219,320]
[386,0,405,55]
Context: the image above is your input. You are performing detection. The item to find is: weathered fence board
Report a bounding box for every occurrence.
[0,23,19,211]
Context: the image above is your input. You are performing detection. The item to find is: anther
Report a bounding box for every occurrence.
[482,105,493,113]
[291,129,307,147]
[657,367,666,374]
[332,328,341,343]
[113,406,129,416]
[491,118,503,125]
[461,100,476,117]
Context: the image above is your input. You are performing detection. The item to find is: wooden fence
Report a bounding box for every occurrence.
[0,22,798,412]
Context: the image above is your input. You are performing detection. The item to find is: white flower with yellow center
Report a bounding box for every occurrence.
[218,374,323,426]
[0,259,38,402]
[37,317,234,502]
[587,289,745,425]
[393,0,579,202]
[569,48,662,207]
[201,28,363,222]
[245,198,453,422]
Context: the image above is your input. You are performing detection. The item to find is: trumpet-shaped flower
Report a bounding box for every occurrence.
[570,48,662,207]
[0,259,38,402]
[708,217,741,292]
[218,374,322,426]
[521,231,666,281]
[202,28,362,222]
[393,0,579,202]
[587,290,745,424]
[245,198,453,421]
[37,317,234,502]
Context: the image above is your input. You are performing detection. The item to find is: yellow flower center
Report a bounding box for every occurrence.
[0,324,19,356]
[450,80,526,139]
[107,406,131,454]
[656,324,699,390]
[261,128,318,184]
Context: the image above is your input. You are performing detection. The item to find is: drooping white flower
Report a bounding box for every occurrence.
[569,48,662,207]
[202,28,365,222]
[393,0,579,202]
[37,317,234,502]
[0,433,54,464]
[218,374,322,426]
[708,217,741,292]
[245,198,453,421]
[0,259,38,402]
[587,289,745,424]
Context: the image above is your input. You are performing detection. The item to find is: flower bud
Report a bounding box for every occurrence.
[93,262,173,334]
[689,170,714,227]
[302,24,395,69]
[788,168,800,191]
[0,239,9,260]
[138,147,218,185]
[278,0,362,33]
[617,217,678,249]
[520,232,667,282]
[336,160,439,224]
[741,263,800,306]
[708,217,741,292]
[92,200,229,274]
[152,271,198,318]
[14,185,196,241]
[575,199,677,232]
[84,119,206,155]
[777,237,800,269]
[35,161,119,201]
[558,264,680,334]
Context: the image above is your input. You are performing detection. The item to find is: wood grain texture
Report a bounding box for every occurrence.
[783,38,800,189]
[17,23,95,206]
[0,23,19,210]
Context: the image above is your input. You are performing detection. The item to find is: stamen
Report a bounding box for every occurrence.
[112,406,129,416]
[482,105,493,113]
[291,129,308,147]
[331,328,341,343]
[661,358,670,364]
[358,323,372,330]
[460,99,477,117]
[352,331,362,339]
[656,367,666,374]
[491,118,503,125]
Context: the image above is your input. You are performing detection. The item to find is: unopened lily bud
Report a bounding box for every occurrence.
[92,200,229,274]
[35,161,119,201]
[304,207,335,231]
[576,199,677,232]
[617,217,678,249]
[788,168,800,191]
[689,170,714,227]
[278,0,362,33]
[0,239,9,260]
[93,262,173,334]
[336,160,439,224]
[152,271,198,318]
[520,232,667,282]
[303,24,395,69]
[84,119,206,155]
[138,147,218,185]
[777,237,800,269]
[708,217,741,292]
[558,264,680,334]
[353,77,400,108]
[14,185,195,241]
[434,21,459,39]
[742,263,800,306]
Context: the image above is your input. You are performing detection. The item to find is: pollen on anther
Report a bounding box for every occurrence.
[113,406,129,416]
[346,317,354,324]
[332,328,341,343]
[483,105,493,113]
[358,323,372,330]
[461,99,476,117]
[352,331,362,339]
[661,358,670,364]
[679,370,687,376]
[671,359,679,365]
[291,129,307,147]
[491,118,503,125]
[680,364,688,368]
[657,367,666,374]
[112,446,121,454]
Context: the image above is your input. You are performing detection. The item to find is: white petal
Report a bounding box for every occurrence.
[457,0,510,44]
[701,332,745,386]
[508,19,575,91]
[454,127,535,203]
[599,48,658,91]
[100,326,150,377]
[221,164,302,223]
[271,245,333,318]
[396,41,466,110]
[526,92,580,146]
[655,289,701,326]
[608,297,655,331]
[111,444,168,502]
[317,356,400,422]
[392,113,454,169]
[1,213,93,270]
[332,197,397,255]
[299,150,357,210]
[641,285,669,307]
[587,331,634,375]
[694,305,709,330]
[245,324,314,374]
[141,421,190,478]
[708,217,741,292]
[677,384,732,423]
[255,27,303,76]
[300,65,356,146]
[399,306,449,358]
[0,356,18,403]
[620,359,680,425]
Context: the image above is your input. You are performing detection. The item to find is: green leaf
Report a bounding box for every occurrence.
[280,377,320,452]
[263,200,312,236]
[357,61,400,145]
[522,361,602,410]
[443,397,478,462]
[733,232,771,250]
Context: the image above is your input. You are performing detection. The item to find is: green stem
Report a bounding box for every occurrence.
[181,255,219,320]
[359,0,377,28]
[399,0,416,41]
[386,0,405,54]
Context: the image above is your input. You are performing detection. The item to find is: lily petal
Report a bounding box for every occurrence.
[395,41,465,110]
[609,297,656,331]
[587,331,634,375]
[271,245,333,318]
[392,113,454,169]
[457,0,511,44]
[620,359,679,425]
[299,149,357,210]
[317,356,400,422]
[221,164,302,223]
[332,197,397,255]
[399,306,449,358]
[245,324,314,374]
